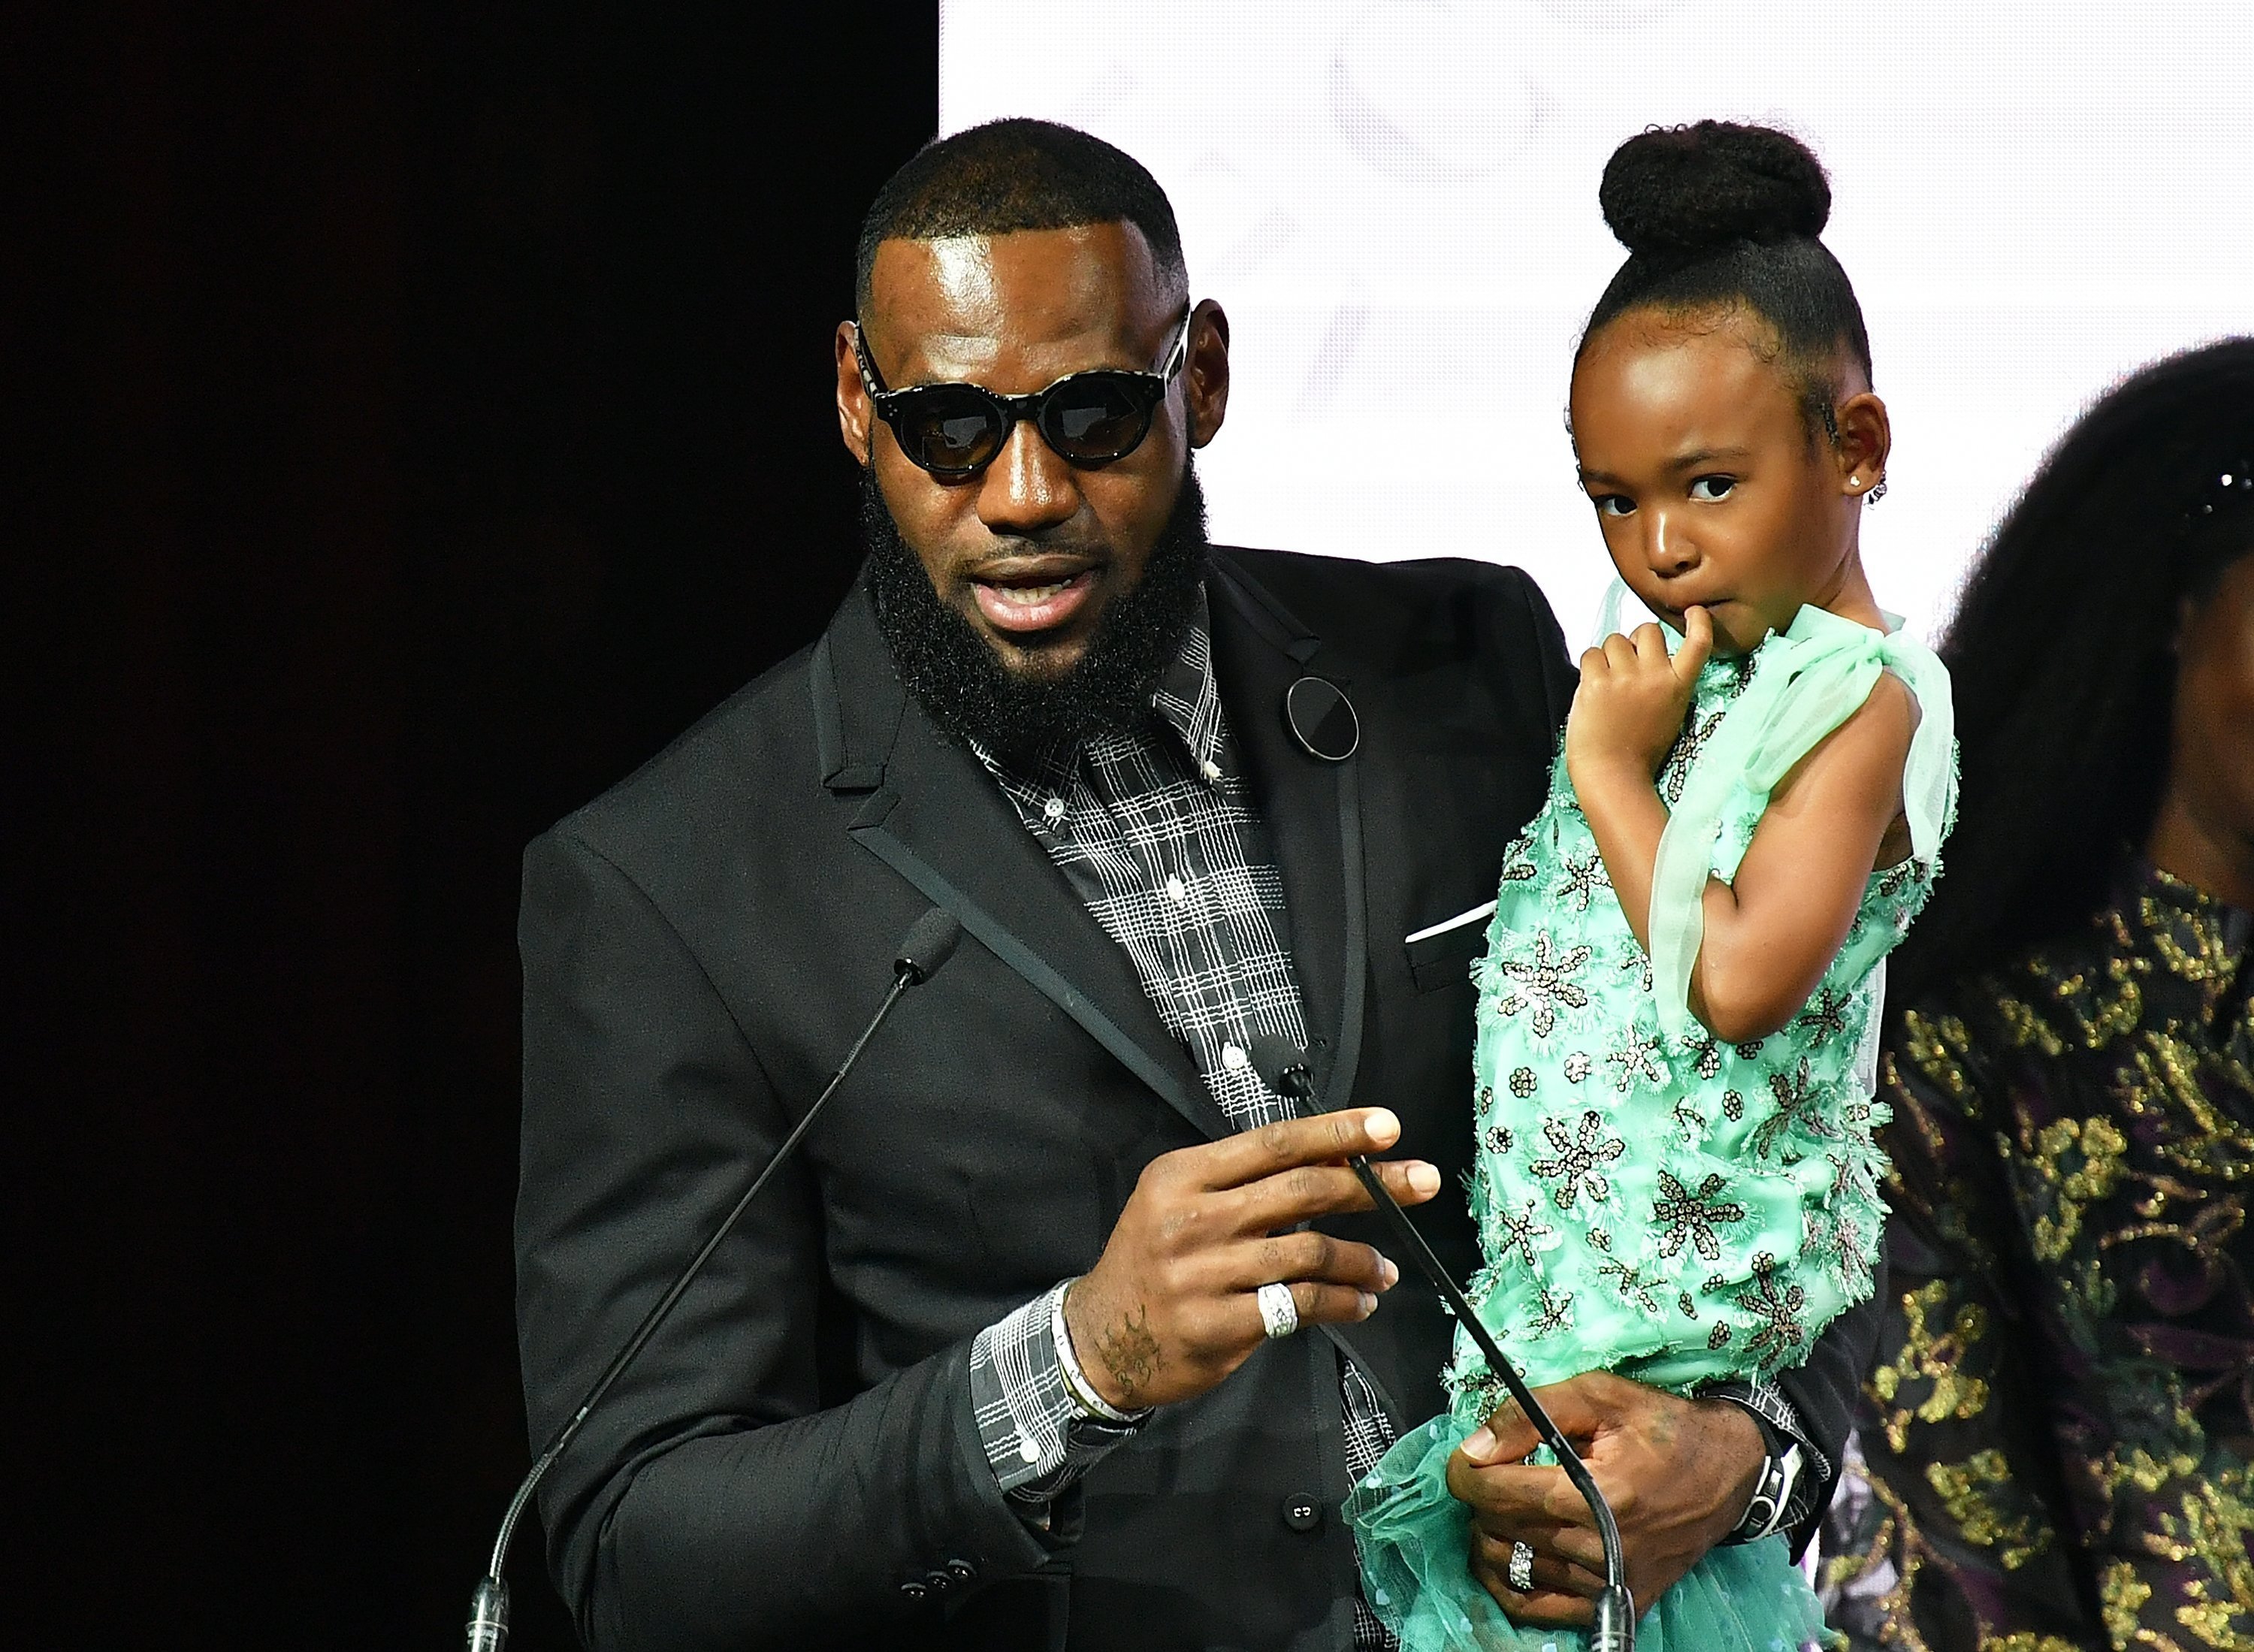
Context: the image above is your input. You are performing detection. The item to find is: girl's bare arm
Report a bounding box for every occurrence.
[1568,609,1912,1042]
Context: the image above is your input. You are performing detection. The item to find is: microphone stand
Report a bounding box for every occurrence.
[468,912,962,1652]
[1251,1038,1635,1652]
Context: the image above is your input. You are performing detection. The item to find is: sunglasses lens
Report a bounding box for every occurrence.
[896,392,1004,475]
[1042,376,1155,461]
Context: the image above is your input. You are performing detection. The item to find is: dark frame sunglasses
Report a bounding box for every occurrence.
[852,307,1195,479]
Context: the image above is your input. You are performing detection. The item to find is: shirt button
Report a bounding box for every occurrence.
[1282,1493,1323,1533]
[1200,758,1222,782]
[1043,796,1065,823]
[1017,1434,1041,1463]
[1165,874,1187,902]
[1221,1042,1249,1072]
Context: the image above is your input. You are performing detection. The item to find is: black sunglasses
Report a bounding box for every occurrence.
[852,307,1195,479]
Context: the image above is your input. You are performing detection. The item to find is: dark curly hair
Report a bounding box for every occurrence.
[1578,121,1872,436]
[1888,337,2254,1004]
[855,119,1186,315]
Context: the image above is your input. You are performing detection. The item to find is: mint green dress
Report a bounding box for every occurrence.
[1347,594,1957,1652]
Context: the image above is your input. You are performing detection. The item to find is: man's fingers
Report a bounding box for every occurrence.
[1500,1590,1596,1630]
[1675,604,1715,678]
[1231,1156,1440,1233]
[1196,1107,1402,1191]
[1446,1459,1597,1530]
[1519,1522,1606,1576]
[1471,1531,1606,1599]
[1461,1372,1615,1463]
[1363,1154,1444,1206]
[1480,1518,1606,1576]
[1282,1280,1379,1330]
[1476,1566,1596,1630]
[1239,1230,1399,1295]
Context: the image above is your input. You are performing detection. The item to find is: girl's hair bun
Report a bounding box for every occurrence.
[1599,121,1831,259]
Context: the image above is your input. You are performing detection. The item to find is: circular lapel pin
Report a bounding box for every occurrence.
[1284,676,1359,763]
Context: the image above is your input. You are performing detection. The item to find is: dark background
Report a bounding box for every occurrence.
[15,6,938,1646]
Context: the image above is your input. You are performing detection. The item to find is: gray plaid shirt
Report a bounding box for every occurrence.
[961,590,1400,1645]
[959,589,1820,1641]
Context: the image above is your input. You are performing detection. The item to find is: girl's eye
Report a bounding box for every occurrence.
[1591,494,1634,518]
[1689,475,1737,502]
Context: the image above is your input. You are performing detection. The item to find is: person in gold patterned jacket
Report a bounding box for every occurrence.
[1823,338,2254,1651]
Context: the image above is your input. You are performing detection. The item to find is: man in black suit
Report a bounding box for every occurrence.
[515,120,1875,1652]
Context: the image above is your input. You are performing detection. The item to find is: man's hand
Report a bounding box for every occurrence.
[1061,1108,1441,1410]
[1443,1370,1763,1627]
[1564,608,1714,790]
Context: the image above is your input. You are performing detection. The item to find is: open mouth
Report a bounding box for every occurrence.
[969,562,1101,636]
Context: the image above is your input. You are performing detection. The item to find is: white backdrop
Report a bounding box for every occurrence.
[938,0,2254,640]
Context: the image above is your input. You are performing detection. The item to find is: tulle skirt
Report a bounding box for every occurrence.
[1347,1415,1835,1652]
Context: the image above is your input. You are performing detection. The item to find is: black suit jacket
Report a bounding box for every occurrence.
[516,546,1878,1652]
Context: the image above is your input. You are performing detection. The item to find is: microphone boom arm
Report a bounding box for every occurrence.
[469,910,961,1652]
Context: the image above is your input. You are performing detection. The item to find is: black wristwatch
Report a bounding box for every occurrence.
[1727,1412,1805,1544]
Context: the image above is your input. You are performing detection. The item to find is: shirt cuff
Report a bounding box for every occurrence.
[1700,1378,1830,1540]
[968,1280,1148,1507]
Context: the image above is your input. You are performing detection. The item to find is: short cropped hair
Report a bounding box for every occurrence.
[855,118,1187,314]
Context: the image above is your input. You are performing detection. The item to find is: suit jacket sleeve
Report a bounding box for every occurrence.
[1775,1257,1882,1555]
[515,828,1054,1652]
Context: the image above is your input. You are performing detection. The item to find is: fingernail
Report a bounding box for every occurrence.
[1407,1162,1441,1196]
[1380,1256,1400,1288]
[1358,1292,1379,1318]
[1365,1108,1400,1146]
[1463,1426,1497,1463]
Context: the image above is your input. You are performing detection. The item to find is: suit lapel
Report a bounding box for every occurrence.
[817,587,1225,1144]
[1207,555,1370,1116]
[1207,554,1393,1408]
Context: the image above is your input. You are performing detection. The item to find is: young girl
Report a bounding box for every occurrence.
[1347,122,1956,1650]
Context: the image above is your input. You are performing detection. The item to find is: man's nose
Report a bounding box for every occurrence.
[976,418,1080,535]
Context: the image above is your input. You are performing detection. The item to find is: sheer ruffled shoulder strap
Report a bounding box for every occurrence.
[1642,599,1955,1037]
[1875,621,1957,863]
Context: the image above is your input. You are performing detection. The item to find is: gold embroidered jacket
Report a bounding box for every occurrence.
[1826,863,2254,1651]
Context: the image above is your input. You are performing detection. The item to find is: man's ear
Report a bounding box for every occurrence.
[1834,389,1890,499]
[836,321,875,466]
[1185,301,1231,449]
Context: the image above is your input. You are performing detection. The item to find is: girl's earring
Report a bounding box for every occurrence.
[1863,477,1888,506]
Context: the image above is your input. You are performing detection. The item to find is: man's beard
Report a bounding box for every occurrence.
[862,463,1212,758]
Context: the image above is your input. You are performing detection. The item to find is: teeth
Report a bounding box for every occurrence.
[992,580,1070,604]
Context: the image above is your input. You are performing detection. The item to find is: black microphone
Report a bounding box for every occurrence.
[1248,1037,1635,1652]
[467,909,965,1652]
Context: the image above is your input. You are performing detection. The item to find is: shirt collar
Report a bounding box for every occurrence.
[1149,584,1226,781]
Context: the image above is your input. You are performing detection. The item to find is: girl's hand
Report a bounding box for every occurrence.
[1565,606,1713,790]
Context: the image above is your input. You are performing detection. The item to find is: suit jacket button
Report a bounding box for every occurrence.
[924,1569,956,1594]
[944,1559,977,1584]
[899,1579,929,1602]
[1283,1493,1323,1533]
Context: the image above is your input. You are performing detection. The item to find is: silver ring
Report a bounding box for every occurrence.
[1508,1541,1536,1593]
[1255,1281,1299,1339]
